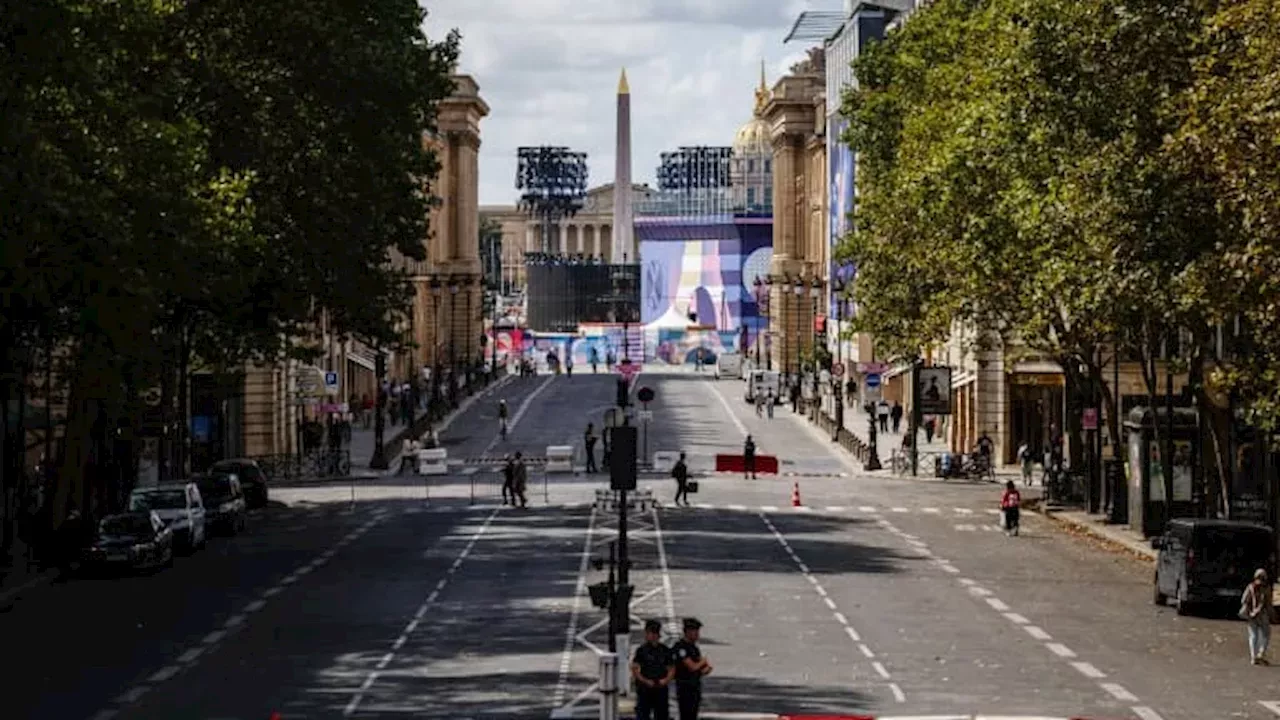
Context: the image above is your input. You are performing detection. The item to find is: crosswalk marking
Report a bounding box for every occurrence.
[461,467,479,476]
[1258,701,1280,717]
[922,507,940,514]
[384,502,1017,521]
[955,524,1002,532]
[953,508,973,515]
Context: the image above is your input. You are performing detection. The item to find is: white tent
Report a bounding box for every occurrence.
[645,305,692,330]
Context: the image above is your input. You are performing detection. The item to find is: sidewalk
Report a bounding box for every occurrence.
[1031,503,1280,608]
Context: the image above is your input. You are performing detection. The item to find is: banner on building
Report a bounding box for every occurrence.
[917,366,952,416]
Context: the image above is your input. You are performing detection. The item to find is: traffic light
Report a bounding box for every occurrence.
[609,425,637,490]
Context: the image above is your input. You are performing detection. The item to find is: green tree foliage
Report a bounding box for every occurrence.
[1,0,459,529]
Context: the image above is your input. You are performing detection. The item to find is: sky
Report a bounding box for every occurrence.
[421,0,839,207]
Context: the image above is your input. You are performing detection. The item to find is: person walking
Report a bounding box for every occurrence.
[1241,568,1273,665]
[1000,480,1021,536]
[497,399,509,439]
[584,423,599,473]
[672,617,712,720]
[765,390,774,419]
[512,451,529,508]
[890,401,903,433]
[1017,442,1034,486]
[632,619,674,720]
[743,436,757,480]
[501,454,516,506]
[877,400,890,433]
[672,452,691,506]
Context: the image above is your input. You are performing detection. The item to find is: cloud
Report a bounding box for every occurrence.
[422,0,836,205]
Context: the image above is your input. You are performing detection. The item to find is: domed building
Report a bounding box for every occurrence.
[731,63,774,214]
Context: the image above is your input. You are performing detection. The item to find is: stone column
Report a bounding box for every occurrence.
[771,137,800,260]
[526,223,536,254]
[593,225,602,257]
[558,222,568,255]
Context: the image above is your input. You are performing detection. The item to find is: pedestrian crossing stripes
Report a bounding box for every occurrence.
[394,502,1006,518]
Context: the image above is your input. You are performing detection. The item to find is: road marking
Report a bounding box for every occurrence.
[844,626,860,642]
[1024,625,1052,640]
[833,612,848,625]
[115,686,150,704]
[1132,706,1166,720]
[89,710,118,720]
[797,562,810,573]
[823,596,837,610]
[202,629,226,645]
[704,380,750,436]
[392,635,407,650]
[890,507,908,513]
[176,647,203,663]
[936,561,960,574]
[1046,642,1077,658]
[986,597,1010,611]
[1261,701,1280,717]
[956,524,977,532]
[953,507,973,514]
[815,585,828,597]
[651,505,679,636]
[262,586,282,598]
[375,651,395,670]
[858,506,878,513]
[148,665,181,683]
[872,661,890,679]
[484,375,557,455]
[1071,661,1106,678]
[958,577,976,586]
[922,507,940,514]
[888,682,906,702]
[968,586,992,597]
[858,644,875,659]
[244,599,266,613]
[223,613,245,628]
[1002,612,1029,625]
[344,508,499,717]
[1101,683,1139,702]
[826,506,847,512]
[761,505,779,511]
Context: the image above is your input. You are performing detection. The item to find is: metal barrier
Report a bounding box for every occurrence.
[250,450,352,481]
[593,488,656,512]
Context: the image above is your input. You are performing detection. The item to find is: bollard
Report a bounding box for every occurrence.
[598,652,619,720]
[615,633,631,697]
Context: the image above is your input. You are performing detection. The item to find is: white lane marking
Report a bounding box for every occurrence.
[344,508,500,716]
[1024,625,1052,641]
[176,647,203,664]
[890,507,908,513]
[405,618,420,635]
[922,507,940,514]
[968,586,992,597]
[1071,661,1107,678]
[704,380,750,436]
[797,562,810,573]
[858,506,878,513]
[953,508,973,514]
[986,597,1011,612]
[223,614,245,628]
[652,505,679,637]
[955,524,976,532]
[937,562,960,574]
[826,506,847,512]
[872,661,890,679]
[1046,642,1077,658]
[985,508,1002,515]
[823,596,837,610]
[202,630,226,645]
[1261,701,1280,716]
[1003,612,1029,625]
[1101,683,1139,702]
[761,505,779,512]
[148,665,180,683]
[844,626,861,642]
[815,585,828,597]
[958,578,976,586]
[889,682,906,702]
[695,503,713,509]
[1132,706,1166,720]
[262,586,282,598]
[244,599,266,613]
[483,374,557,454]
[115,687,150,704]
[392,635,407,650]
[833,612,848,625]
[728,504,747,511]
[858,644,875,659]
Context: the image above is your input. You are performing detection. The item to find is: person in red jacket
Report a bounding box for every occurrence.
[1000,480,1021,536]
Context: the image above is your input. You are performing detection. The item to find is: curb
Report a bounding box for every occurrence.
[1028,502,1157,563]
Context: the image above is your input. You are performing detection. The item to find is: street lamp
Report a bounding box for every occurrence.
[429,276,443,419]
[792,276,807,375]
[831,275,848,442]
[369,347,389,470]
[448,277,460,407]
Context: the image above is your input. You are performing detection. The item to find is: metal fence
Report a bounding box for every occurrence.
[249,451,352,482]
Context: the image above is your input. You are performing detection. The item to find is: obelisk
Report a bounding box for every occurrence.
[612,68,634,263]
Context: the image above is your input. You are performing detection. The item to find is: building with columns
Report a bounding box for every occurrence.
[479,182,658,292]
[229,75,489,463]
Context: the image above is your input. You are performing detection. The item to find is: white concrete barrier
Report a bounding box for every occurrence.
[546,445,574,473]
[652,451,680,474]
[417,447,448,475]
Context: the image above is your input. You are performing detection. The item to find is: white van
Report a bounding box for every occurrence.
[716,352,742,379]
[744,370,781,404]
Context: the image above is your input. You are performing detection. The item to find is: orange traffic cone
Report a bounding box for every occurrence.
[791,481,802,507]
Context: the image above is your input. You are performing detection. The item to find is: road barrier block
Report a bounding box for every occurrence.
[417,447,448,475]
[545,445,574,473]
[714,453,779,474]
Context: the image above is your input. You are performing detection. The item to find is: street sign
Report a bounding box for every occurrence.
[639,410,653,422]
[864,373,882,404]
[297,366,325,399]
[637,387,655,403]
[865,373,882,388]
[1082,408,1098,431]
[618,363,639,382]
[833,364,845,377]
[324,371,340,395]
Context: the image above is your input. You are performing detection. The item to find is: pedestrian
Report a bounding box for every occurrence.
[1000,480,1021,536]
[924,416,936,443]
[1017,442,1033,486]
[878,400,890,433]
[743,436,757,480]
[672,452,691,506]
[497,399,509,439]
[766,390,774,419]
[501,454,516,506]
[1241,568,1273,665]
[672,617,712,720]
[632,619,674,720]
[513,451,529,508]
[754,391,764,417]
[584,423,599,473]
[891,401,903,433]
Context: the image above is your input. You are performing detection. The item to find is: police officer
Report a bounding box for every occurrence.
[672,617,712,719]
[631,619,674,720]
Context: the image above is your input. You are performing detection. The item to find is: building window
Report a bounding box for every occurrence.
[748,159,756,173]
[747,187,756,206]
[765,186,772,206]
[765,159,772,173]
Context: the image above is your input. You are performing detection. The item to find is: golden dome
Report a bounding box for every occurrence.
[732,60,771,155]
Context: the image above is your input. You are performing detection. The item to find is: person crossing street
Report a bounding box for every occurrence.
[584,423,599,473]
[672,452,691,506]
[497,399,509,439]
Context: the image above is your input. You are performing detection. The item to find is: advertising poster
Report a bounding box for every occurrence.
[917,367,952,416]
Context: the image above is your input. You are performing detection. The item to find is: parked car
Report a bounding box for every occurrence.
[84,511,174,573]
[1152,518,1275,615]
[192,473,246,534]
[208,458,269,508]
[128,482,207,553]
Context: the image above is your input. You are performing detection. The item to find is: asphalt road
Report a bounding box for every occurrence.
[6,366,1279,720]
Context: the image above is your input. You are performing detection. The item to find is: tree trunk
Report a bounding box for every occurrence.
[1060,353,1087,472]
[157,341,174,485]
[1138,321,1175,508]
[177,325,190,477]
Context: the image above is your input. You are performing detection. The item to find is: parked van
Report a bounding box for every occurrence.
[1152,518,1275,615]
[716,352,742,379]
[744,370,781,404]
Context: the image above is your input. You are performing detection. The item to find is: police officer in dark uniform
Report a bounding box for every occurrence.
[672,617,712,719]
[631,619,674,720]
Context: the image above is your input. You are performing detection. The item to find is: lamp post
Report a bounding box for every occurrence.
[831,276,848,442]
[465,276,474,392]
[369,347,390,470]
[792,276,807,379]
[430,276,442,419]
[448,277,460,407]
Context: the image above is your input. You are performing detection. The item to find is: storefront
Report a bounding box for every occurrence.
[1009,371,1065,463]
